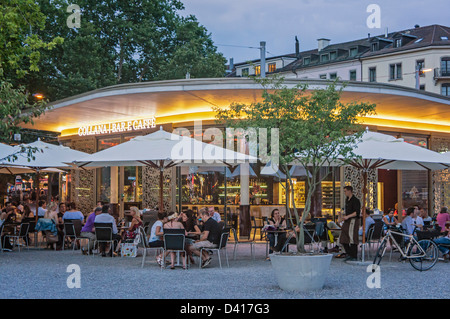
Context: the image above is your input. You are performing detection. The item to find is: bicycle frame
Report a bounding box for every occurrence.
[383,229,427,259]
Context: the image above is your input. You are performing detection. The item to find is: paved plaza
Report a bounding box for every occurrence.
[1,243,449,299]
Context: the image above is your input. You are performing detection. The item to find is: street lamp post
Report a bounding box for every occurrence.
[415,66,432,90]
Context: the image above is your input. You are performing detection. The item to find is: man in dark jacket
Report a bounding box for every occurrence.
[340,186,361,262]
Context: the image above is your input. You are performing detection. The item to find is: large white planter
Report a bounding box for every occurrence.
[270,253,332,292]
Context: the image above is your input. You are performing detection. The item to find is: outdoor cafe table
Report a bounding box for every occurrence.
[265,229,289,246]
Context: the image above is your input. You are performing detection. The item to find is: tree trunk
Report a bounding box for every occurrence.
[117,39,124,83]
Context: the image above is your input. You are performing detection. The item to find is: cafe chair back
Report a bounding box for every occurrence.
[0,223,4,252]
[63,222,77,250]
[162,233,186,271]
[93,222,114,257]
[250,216,265,241]
[139,226,162,268]
[200,231,230,269]
[5,222,30,252]
[231,227,255,261]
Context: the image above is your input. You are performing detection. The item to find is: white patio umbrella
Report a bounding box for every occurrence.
[326,130,450,261]
[260,161,311,179]
[180,165,233,177]
[0,143,14,160]
[0,139,89,220]
[230,164,257,178]
[73,128,257,211]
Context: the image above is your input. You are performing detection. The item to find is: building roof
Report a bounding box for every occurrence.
[253,24,450,75]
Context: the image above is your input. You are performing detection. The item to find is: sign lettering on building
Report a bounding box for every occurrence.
[77,117,156,136]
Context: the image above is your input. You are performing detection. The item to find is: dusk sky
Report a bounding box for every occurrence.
[182,0,449,64]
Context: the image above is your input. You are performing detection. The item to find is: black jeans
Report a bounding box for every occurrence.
[343,243,358,259]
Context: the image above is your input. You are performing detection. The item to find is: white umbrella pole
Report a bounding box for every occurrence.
[159,168,164,212]
[361,170,368,262]
[35,169,40,223]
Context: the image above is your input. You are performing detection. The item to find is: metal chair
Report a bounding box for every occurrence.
[366,220,384,257]
[63,222,81,251]
[5,223,30,252]
[0,223,5,252]
[249,216,264,241]
[231,227,255,260]
[200,230,230,269]
[93,223,114,257]
[139,226,162,268]
[162,233,186,270]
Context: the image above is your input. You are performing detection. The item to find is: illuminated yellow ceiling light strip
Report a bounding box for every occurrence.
[360,117,450,133]
[363,113,450,128]
[60,111,450,137]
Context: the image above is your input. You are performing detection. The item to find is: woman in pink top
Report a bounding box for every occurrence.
[436,207,450,231]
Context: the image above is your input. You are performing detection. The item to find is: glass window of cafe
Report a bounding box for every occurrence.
[96,136,142,204]
[179,163,341,219]
[401,134,429,211]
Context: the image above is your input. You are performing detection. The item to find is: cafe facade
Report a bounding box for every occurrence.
[23,78,450,229]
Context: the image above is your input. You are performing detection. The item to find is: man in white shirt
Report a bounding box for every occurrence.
[208,207,221,223]
[412,205,424,230]
[94,205,118,234]
[37,200,47,217]
[94,204,121,257]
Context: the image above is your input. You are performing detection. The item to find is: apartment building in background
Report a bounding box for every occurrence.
[228,24,450,96]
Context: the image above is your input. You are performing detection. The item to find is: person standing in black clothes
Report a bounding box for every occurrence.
[340,186,361,262]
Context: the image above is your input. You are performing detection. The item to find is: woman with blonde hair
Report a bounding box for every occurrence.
[114,206,143,256]
[163,212,187,269]
[44,202,59,223]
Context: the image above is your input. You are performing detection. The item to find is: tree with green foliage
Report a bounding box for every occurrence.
[0,0,63,146]
[20,0,226,101]
[215,77,376,253]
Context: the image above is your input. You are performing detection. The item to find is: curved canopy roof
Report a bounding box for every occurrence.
[23,78,450,135]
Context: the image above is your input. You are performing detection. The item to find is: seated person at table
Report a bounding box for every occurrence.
[114,206,143,256]
[80,206,103,255]
[412,205,424,231]
[45,202,59,223]
[187,209,222,268]
[401,207,416,236]
[0,206,15,251]
[436,207,450,232]
[382,208,398,232]
[63,202,85,224]
[180,210,202,239]
[207,207,221,222]
[149,212,168,266]
[359,210,375,237]
[37,200,47,217]
[22,205,34,219]
[420,207,432,223]
[164,212,187,269]
[180,210,202,264]
[57,202,66,231]
[94,204,121,257]
[434,222,450,262]
[267,209,287,255]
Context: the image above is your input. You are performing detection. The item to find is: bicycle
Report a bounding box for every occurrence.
[372,225,439,272]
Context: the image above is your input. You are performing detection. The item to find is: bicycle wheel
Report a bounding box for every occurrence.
[408,239,439,271]
[372,236,388,269]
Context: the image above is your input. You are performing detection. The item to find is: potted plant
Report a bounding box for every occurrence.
[215,77,376,291]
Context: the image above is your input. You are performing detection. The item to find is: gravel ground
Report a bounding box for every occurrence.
[0,243,449,299]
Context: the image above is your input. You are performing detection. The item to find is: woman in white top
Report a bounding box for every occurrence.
[149,212,168,266]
